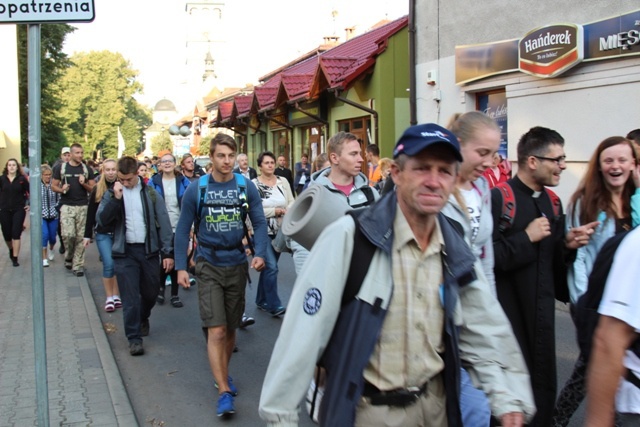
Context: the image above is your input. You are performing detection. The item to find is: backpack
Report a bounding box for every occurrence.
[574,229,640,387]
[194,173,253,254]
[61,161,89,184]
[494,181,561,233]
[493,181,569,303]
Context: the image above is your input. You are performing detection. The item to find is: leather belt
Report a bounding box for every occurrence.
[362,381,428,407]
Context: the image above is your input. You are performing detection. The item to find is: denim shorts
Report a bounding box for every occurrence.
[195,259,248,329]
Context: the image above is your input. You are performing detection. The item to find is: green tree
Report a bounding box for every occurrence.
[57,51,149,159]
[17,24,75,163]
[198,138,210,156]
[151,132,173,154]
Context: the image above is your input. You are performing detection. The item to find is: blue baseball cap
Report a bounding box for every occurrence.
[393,123,463,161]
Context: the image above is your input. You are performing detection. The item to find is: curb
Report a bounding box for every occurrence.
[79,276,139,426]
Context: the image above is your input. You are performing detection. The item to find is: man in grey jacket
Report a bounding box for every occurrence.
[260,124,534,426]
[97,156,174,356]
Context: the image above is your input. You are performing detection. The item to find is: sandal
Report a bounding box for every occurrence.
[112,296,122,308]
[170,296,183,308]
[104,300,115,313]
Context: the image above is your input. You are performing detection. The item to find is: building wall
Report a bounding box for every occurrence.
[415,1,640,201]
[0,25,23,167]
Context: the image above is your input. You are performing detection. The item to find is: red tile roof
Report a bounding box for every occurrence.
[217,101,234,123]
[221,15,408,117]
[319,16,408,90]
[234,95,254,118]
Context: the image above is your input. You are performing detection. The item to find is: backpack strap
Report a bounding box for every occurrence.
[545,188,561,218]
[495,182,516,233]
[342,211,377,306]
[195,174,210,234]
[233,173,254,256]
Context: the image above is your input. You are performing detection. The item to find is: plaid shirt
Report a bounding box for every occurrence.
[42,181,60,219]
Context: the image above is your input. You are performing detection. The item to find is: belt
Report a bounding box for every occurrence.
[126,242,144,246]
[362,381,428,407]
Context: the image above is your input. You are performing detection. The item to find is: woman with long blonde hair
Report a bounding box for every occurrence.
[83,159,121,312]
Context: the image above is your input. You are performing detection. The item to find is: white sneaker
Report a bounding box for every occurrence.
[47,251,54,261]
[43,259,49,267]
[305,380,323,424]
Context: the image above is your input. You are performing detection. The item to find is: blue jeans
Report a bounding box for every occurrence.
[95,233,115,278]
[42,218,58,248]
[114,244,160,343]
[255,237,282,311]
[460,367,491,426]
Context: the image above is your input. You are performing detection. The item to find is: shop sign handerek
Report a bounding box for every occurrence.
[518,24,583,78]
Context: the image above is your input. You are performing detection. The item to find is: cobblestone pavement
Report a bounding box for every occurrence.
[0,234,136,426]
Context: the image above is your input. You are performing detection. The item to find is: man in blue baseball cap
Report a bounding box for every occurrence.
[260,123,532,427]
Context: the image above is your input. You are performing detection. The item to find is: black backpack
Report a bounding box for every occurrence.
[575,230,634,362]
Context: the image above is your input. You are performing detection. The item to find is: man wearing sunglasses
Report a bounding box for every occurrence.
[490,126,598,426]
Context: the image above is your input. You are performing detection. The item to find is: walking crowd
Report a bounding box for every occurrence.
[4,120,640,426]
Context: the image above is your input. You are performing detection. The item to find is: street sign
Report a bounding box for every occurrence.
[0,0,95,23]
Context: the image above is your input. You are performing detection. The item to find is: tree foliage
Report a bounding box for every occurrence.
[17,24,75,163]
[151,131,173,154]
[57,51,151,159]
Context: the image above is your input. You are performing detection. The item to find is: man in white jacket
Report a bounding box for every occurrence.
[259,123,535,426]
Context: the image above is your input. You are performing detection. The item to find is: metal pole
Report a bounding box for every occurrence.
[27,23,49,427]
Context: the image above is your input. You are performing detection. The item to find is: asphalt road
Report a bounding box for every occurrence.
[83,244,585,426]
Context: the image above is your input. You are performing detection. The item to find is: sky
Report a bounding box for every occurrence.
[63,0,409,115]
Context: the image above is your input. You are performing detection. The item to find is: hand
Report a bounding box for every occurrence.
[251,256,265,272]
[524,216,551,242]
[113,181,123,199]
[177,270,191,289]
[24,205,29,211]
[500,412,524,427]
[162,258,174,273]
[565,220,600,249]
[62,183,70,194]
[83,237,91,248]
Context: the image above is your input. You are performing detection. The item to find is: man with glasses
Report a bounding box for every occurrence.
[97,156,174,356]
[490,126,598,426]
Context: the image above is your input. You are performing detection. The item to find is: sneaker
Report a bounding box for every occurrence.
[12,257,19,267]
[240,315,255,328]
[104,299,115,313]
[64,261,72,270]
[214,376,238,396]
[112,296,122,308]
[72,269,84,277]
[43,259,49,267]
[157,286,165,305]
[256,302,268,311]
[189,277,196,286]
[140,319,150,337]
[305,380,324,424]
[47,251,54,261]
[129,342,144,356]
[216,392,235,417]
[170,296,183,308]
[269,306,286,317]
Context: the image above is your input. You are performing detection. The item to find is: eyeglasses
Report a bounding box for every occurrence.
[160,159,175,164]
[532,155,567,165]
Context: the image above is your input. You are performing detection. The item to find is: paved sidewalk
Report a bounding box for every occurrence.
[0,235,136,426]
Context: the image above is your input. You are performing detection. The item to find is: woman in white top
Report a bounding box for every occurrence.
[252,151,295,317]
[444,111,501,296]
[443,111,533,427]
